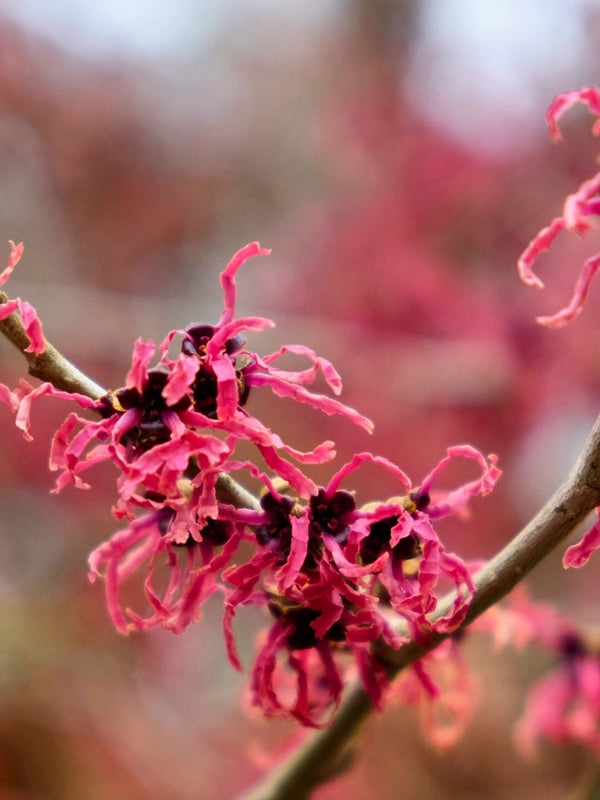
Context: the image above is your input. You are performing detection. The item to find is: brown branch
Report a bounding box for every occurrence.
[237,413,600,800]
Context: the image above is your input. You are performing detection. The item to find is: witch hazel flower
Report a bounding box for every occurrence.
[0,237,502,732]
[518,86,600,327]
[220,446,499,725]
[87,481,253,635]
[0,241,45,355]
[47,242,372,500]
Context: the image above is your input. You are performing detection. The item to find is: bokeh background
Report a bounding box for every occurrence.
[0,1,599,797]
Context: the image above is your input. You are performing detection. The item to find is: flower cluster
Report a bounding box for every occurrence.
[0,241,500,726]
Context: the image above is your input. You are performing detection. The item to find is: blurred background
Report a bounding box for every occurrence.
[0,1,599,797]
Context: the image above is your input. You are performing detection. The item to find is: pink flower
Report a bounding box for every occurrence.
[518,86,600,326]
[220,446,499,724]
[88,486,251,635]
[0,241,45,354]
[243,603,395,727]
[46,243,372,498]
[562,509,600,568]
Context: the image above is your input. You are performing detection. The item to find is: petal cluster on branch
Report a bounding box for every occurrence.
[0,240,502,726]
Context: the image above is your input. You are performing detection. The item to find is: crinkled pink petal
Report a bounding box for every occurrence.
[0,240,24,286]
[257,444,318,497]
[19,299,45,354]
[217,242,271,328]
[224,549,277,603]
[170,564,218,633]
[276,508,310,590]
[563,173,600,231]
[519,89,600,327]
[218,456,289,504]
[275,439,336,465]
[49,411,86,469]
[209,315,275,354]
[563,512,600,568]
[0,297,45,355]
[116,439,193,502]
[388,512,418,548]
[248,371,374,433]
[211,354,240,419]
[517,218,564,289]
[14,381,98,442]
[162,353,198,405]
[158,327,186,357]
[322,530,389,578]
[187,399,336,471]
[316,556,372,610]
[116,433,228,505]
[420,446,501,519]
[259,344,343,395]
[88,514,160,633]
[126,338,155,392]
[109,406,143,446]
[223,603,244,671]
[355,647,391,709]
[536,252,600,327]
[0,298,19,320]
[249,625,343,727]
[0,382,19,411]
[547,86,600,142]
[431,550,476,633]
[325,451,412,496]
[50,413,115,476]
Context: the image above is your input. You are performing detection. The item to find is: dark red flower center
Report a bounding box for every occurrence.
[183,323,251,417]
[267,598,346,650]
[256,489,356,570]
[360,515,423,565]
